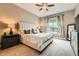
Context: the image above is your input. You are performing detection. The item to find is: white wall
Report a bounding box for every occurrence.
[75,4,79,17]
[0,4,39,27]
[64,10,75,38]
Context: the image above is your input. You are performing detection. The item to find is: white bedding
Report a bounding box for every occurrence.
[21,32,53,47]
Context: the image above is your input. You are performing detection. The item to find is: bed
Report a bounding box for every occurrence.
[21,32,53,52]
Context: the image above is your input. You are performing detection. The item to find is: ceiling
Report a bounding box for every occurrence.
[15,3,77,17]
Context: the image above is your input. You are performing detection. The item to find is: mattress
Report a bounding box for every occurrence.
[21,32,53,52]
[21,32,53,47]
[22,37,53,52]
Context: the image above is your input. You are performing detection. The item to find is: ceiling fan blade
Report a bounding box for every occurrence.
[46,8,48,11]
[48,4,54,7]
[35,4,41,6]
[39,8,42,11]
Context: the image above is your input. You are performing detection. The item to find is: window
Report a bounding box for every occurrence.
[47,17,59,33]
[46,16,64,38]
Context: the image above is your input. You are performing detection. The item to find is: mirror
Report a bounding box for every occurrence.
[67,24,76,41]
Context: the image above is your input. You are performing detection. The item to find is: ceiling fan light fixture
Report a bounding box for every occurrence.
[43,6,48,9]
[35,3,54,11]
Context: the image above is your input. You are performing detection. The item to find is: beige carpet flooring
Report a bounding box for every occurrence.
[0,39,75,56]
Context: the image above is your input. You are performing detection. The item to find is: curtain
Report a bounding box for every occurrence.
[46,15,64,38]
[39,15,64,38]
[57,15,64,38]
[39,17,49,32]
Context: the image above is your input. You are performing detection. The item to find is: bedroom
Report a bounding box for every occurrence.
[0,3,78,56]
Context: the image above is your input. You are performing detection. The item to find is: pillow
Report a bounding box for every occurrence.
[32,29,36,34]
[36,28,40,33]
[32,28,40,34]
[24,30,30,34]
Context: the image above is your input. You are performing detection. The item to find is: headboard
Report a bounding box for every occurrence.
[19,23,37,30]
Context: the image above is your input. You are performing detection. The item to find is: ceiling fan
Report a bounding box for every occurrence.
[35,3,55,11]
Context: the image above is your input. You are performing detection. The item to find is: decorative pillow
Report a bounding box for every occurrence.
[24,30,30,34]
[32,28,40,34]
[36,28,40,33]
[31,29,34,33]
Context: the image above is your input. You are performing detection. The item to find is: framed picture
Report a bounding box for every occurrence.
[67,24,76,41]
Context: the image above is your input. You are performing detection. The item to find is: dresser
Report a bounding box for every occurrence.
[1,34,21,49]
[71,30,79,56]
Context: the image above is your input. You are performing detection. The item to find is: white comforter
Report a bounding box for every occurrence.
[21,32,53,47]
